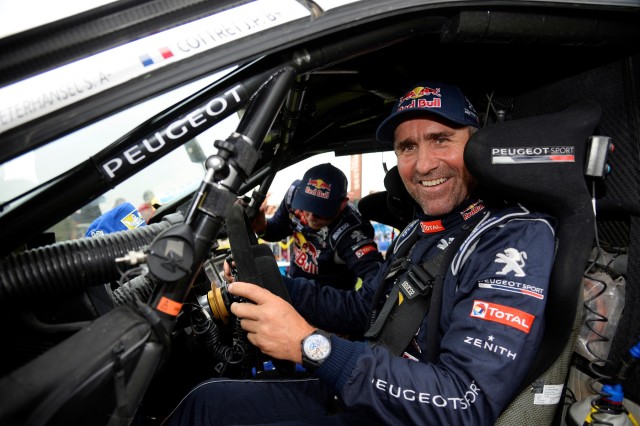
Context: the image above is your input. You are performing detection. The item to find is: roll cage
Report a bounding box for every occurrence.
[1,1,640,424]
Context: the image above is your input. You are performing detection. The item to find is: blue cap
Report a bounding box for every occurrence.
[291,163,348,218]
[85,202,146,237]
[376,81,480,143]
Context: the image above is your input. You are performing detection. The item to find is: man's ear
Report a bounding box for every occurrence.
[340,198,349,211]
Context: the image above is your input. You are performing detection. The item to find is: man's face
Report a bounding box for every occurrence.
[393,116,476,216]
[302,211,335,230]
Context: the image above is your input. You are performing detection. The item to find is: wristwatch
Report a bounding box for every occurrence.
[301,329,332,370]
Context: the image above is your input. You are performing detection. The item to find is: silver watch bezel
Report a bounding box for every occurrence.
[301,330,332,366]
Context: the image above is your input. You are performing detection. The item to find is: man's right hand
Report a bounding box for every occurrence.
[229,282,315,364]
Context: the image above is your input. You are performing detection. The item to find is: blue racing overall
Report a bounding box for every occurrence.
[165,197,556,425]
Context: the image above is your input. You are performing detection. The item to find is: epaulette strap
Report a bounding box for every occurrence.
[392,219,420,257]
[451,203,531,276]
[328,209,362,250]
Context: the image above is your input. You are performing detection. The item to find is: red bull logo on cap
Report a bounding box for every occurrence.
[398,85,442,113]
[399,86,441,103]
[398,97,441,112]
[305,178,331,199]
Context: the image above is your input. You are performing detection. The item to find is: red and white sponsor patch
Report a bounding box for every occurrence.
[420,220,445,234]
[355,244,377,258]
[461,201,485,220]
[470,300,535,333]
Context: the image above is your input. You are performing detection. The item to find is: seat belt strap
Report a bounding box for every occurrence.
[365,245,452,355]
[365,221,476,357]
[364,222,421,340]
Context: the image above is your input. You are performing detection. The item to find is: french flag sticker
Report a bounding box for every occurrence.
[139,47,174,67]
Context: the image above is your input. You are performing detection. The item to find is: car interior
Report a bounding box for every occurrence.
[0,1,639,425]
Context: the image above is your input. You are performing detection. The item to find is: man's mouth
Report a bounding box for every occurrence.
[420,177,448,187]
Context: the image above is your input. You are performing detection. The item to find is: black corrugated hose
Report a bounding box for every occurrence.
[0,213,183,303]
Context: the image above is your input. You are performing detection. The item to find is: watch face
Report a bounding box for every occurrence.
[303,333,331,361]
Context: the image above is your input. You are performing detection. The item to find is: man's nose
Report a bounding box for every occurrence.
[415,145,438,174]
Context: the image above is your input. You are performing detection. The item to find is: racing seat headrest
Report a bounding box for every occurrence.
[464,99,602,384]
[465,99,601,217]
[357,166,416,231]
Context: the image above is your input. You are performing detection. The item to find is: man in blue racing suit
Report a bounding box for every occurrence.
[165,81,556,425]
[252,163,383,290]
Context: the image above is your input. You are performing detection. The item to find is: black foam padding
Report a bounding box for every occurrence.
[252,244,292,304]
[358,166,416,231]
[226,203,261,285]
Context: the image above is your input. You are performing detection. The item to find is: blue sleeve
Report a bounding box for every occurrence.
[284,260,388,335]
[262,197,293,242]
[334,222,384,285]
[262,180,299,242]
[314,216,556,425]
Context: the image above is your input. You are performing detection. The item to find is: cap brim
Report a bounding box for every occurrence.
[376,109,472,144]
[291,192,340,217]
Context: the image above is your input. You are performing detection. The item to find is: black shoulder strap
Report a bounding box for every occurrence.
[365,221,421,327]
[365,222,476,358]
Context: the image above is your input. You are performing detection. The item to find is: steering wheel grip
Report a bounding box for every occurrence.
[226,203,295,375]
[226,203,292,302]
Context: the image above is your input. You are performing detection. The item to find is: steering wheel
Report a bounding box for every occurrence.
[225,203,296,376]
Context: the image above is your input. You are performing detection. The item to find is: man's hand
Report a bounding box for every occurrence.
[222,258,236,283]
[250,193,270,234]
[228,282,315,364]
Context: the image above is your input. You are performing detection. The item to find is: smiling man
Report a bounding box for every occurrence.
[166,81,557,426]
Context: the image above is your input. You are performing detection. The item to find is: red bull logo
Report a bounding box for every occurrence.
[399,86,441,103]
[293,232,319,274]
[461,200,485,221]
[307,178,332,190]
[305,178,331,199]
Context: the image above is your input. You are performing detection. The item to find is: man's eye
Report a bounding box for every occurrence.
[394,142,417,154]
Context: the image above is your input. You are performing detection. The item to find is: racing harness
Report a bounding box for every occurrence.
[364,216,480,362]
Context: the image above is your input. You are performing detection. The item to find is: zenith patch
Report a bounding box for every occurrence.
[463,335,518,361]
[470,300,535,333]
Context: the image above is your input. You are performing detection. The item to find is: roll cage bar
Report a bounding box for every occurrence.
[0,15,433,256]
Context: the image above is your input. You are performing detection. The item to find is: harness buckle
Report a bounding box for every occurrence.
[398,264,434,300]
